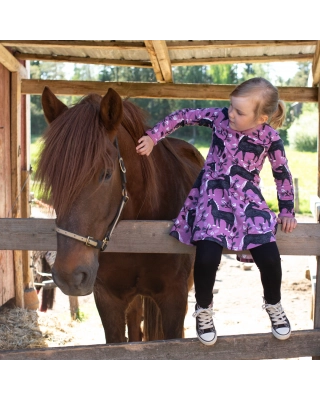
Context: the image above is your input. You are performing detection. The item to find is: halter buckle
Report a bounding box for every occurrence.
[85,236,95,247]
[101,237,109,251]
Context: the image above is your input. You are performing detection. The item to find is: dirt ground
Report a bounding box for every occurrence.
[32,213,314,358]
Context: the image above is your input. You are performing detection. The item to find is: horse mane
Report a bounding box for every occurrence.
[35,94,158,217]
[121,99,159,213]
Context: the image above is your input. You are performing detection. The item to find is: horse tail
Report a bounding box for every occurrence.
[142,296,164,341]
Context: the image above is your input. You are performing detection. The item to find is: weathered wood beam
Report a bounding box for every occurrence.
[0,220,319,256]
[318,86,320,200]
[312,41,320,86]
[0,63,15,305]
[0,329,319,360]
[14,52,152,68]
[0,40,146,50]
[21,80,318,102]
[150,40,173,83]
[10,71,24,308]
[0,44,27,77]
[144,41,166,82]
[166,40,317,50]
[12,52,314,70]
[144,41,173,83]
[171,53,313,67]
[316,87,320,360]
[1,40,316,51]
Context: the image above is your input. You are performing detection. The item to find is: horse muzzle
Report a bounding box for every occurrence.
[51,260,99,296]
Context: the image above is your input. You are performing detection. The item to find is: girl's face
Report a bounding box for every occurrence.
[228,96,268,132]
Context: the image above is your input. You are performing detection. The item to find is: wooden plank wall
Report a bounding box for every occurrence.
[0,63,15,305]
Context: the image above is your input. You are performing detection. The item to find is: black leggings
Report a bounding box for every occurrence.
[194,240,282,308]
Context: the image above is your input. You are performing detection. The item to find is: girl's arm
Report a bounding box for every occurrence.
[136,107,218,156]
[267,136,297,233]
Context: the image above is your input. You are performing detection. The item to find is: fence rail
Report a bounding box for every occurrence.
[0,330,320,360]
[0,218,319,360]
[1,219,320,256]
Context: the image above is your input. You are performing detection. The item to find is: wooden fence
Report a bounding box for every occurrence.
[0,218,319,360]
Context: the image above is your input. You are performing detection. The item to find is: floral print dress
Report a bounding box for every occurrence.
[146,107,295,253]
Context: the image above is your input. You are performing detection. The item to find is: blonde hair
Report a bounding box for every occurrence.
[230,77,286,129]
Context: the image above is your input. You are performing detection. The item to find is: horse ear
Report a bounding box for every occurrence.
[100,88,123,137]
[42,86,68,124]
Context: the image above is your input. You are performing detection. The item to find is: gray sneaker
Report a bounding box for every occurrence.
[192,304,217,346]
[262,298,291,340]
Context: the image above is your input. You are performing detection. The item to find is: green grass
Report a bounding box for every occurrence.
[197,146,317,215]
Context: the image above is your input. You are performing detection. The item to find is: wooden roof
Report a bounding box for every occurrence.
[1,40,320,86]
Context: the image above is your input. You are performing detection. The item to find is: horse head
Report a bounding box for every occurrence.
[37,87,125,295]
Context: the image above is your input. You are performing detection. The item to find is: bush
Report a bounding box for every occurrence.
[287,103,318,152]
[294,133,317,152]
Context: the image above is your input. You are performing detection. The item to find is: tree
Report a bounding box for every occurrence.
[30,61,68,140]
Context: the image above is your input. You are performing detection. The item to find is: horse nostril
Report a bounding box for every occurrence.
[73,268,89,288]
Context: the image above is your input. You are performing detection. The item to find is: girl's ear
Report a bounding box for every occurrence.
[257,114,268,125]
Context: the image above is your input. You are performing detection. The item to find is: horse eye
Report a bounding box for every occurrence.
[99,170,112,182]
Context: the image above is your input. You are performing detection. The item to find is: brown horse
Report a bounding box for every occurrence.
[36,87,204,343]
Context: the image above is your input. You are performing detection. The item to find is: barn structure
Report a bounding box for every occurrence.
[0,40,320,359]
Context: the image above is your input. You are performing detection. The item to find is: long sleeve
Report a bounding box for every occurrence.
[146,107,220,145]
[267,136,295,218]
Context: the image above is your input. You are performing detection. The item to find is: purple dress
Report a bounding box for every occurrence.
[146,107,295,253]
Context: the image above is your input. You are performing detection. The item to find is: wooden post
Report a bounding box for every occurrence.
[0,45,28,307]
[11,71,24,308]
[318,84,320,200]
[0,62,15,306]
[69,296,80,320]
[313,84,320,360]
[294,178,300,213]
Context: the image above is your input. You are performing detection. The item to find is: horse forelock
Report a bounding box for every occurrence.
[36,95,116,218]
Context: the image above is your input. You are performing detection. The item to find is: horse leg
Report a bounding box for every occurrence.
[152,259,192,340]
[93,285,127,343]
[155,285,189,340]
[126,295,143,342]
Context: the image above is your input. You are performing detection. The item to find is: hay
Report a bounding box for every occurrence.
[0,308,45,350]
[0,307,78,351]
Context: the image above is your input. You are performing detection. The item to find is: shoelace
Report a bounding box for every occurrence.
[262,302,288,326]
[192,308,214,329]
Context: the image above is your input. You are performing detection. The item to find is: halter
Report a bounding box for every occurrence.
[55,138,129,251]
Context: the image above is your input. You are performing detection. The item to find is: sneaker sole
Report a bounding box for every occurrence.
[196,333,217,346]
[272,329,291,340]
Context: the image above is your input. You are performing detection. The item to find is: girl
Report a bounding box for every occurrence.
[136,77,297,346]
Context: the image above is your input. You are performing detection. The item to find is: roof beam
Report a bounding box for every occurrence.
[312,41,320,86]
[171,53,313,67]
[144,40,173,83]
[167,40,317,49]
[0,44,27,77]
[12,51,313,70]
[14,52,152,68]
[21,79,318,103]
[0,40,146,50]
[1,40,316,51]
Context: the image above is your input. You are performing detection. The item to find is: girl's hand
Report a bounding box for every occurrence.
[277,216,297,233]
[136,135,155,156]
